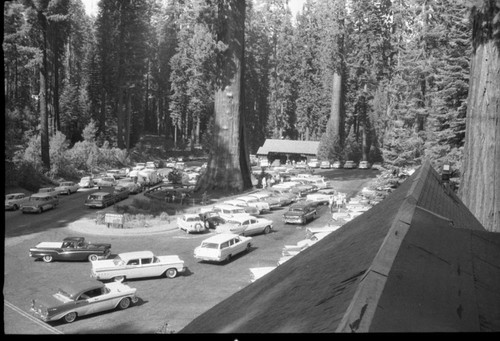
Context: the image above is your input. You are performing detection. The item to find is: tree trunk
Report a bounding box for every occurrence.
[330,71,344,143]
[196,0,251,193]
[39,10,50,172]
[459,2,500,232]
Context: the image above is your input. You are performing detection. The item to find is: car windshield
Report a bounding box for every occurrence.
[61,182,72,186]
[88,195,103,200]
[201,242,219,249]
[29,197,43,202]
[6,194,16,200]
[291,208,305,212]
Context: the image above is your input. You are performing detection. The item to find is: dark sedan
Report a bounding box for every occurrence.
[29,237,112,263]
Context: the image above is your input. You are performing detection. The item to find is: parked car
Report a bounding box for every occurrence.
[320,161,331,169]
[199,211,227,229]
[358,161,371,169]
[29,237,112,263]
[112,186,130,202]
[283,201,317,225]
[145,161,157,169]
[54,181,79,195]
[210,204,254,220]
[106,169,127,179]
[85,192,116,208]
[223,199,260,215]
[5,193,29,211]
[194,233,252,263]
[295,161,307,169]
[215,216,273,236]
[247,192,282,210]
[133,163,146,171]
[21,192,59,214]
[177,213,206,233]
[307,159,320,168]
[331,161,343,169]
[371,162,384,170]
[38,187,58,196]
[96,176,117,189]
[306,188,336,205]
[78,176,94,188]
[343,160,357,169]
[301,176,329,189]
[116,178,143,194]
[235,195,270,213]
[91,251,186,282]
[30,279,138,323]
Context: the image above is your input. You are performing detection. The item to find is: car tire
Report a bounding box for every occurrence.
[42,255,53,263]
[67,190,71,195]
[88,254,98,262]
[264,226,271,234]
[246,243,252,252]
[64,312,77,323]
[113,276,125,282]
[118,298,131,310]
[225,254,232,263]
[13,204,19,211]
[165,268,177,279]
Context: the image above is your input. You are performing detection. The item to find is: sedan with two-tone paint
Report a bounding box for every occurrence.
[91,251,186,282]
[29,237,111,263]
[30,279,138,323]
[215,216,274,236]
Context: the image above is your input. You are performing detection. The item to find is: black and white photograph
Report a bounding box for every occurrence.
[4,0,499,334]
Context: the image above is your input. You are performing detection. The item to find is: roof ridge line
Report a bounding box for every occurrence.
[336,160,431,332]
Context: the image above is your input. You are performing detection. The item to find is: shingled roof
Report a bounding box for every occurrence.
[179,159,500,333]
[256,139,320,156]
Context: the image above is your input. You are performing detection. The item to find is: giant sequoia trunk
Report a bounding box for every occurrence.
[459,2,499,232]
[196,0,252,193]
[38,10,50,172]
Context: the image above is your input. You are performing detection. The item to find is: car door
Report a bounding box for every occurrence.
[140,257,161,277]
[76,288,106,316]
[124,258,142,279]
[231,237,246,255]
[243,218,259,236]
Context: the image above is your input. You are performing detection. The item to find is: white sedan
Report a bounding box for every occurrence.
[55,181,80,195]
[177,213,206,233]
[215,216,273,236]
[235,195,271,213]
[91,251,186,282]
[306,188,337,205]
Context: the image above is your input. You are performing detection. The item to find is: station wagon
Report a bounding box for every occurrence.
[194,233,252,263]
[85,192,116,208]
[21,193,59,214]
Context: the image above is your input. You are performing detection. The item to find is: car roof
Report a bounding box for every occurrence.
[6,193,25,196]
[31,192,56,198]
[201,233,242,243]
[290,202,314,208]
[183,213,201,218]
[91,192,112,196]
[214,204,244,209]
[118,251,155,260]
[63,237,85,242]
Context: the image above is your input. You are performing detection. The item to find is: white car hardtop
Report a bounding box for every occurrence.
[91,250,186,281]
[215,215,273,236]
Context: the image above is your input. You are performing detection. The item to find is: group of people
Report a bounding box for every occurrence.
[329,193,347,213]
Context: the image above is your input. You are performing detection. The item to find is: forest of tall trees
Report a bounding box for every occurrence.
[4,0,498,230]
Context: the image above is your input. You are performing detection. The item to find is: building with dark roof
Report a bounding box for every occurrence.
[256,139,320,163]
[179,159,500,333]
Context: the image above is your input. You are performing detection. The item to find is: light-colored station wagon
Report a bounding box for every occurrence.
[194,233,252,263]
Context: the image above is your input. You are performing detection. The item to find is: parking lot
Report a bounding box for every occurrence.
[4,168,379,334]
